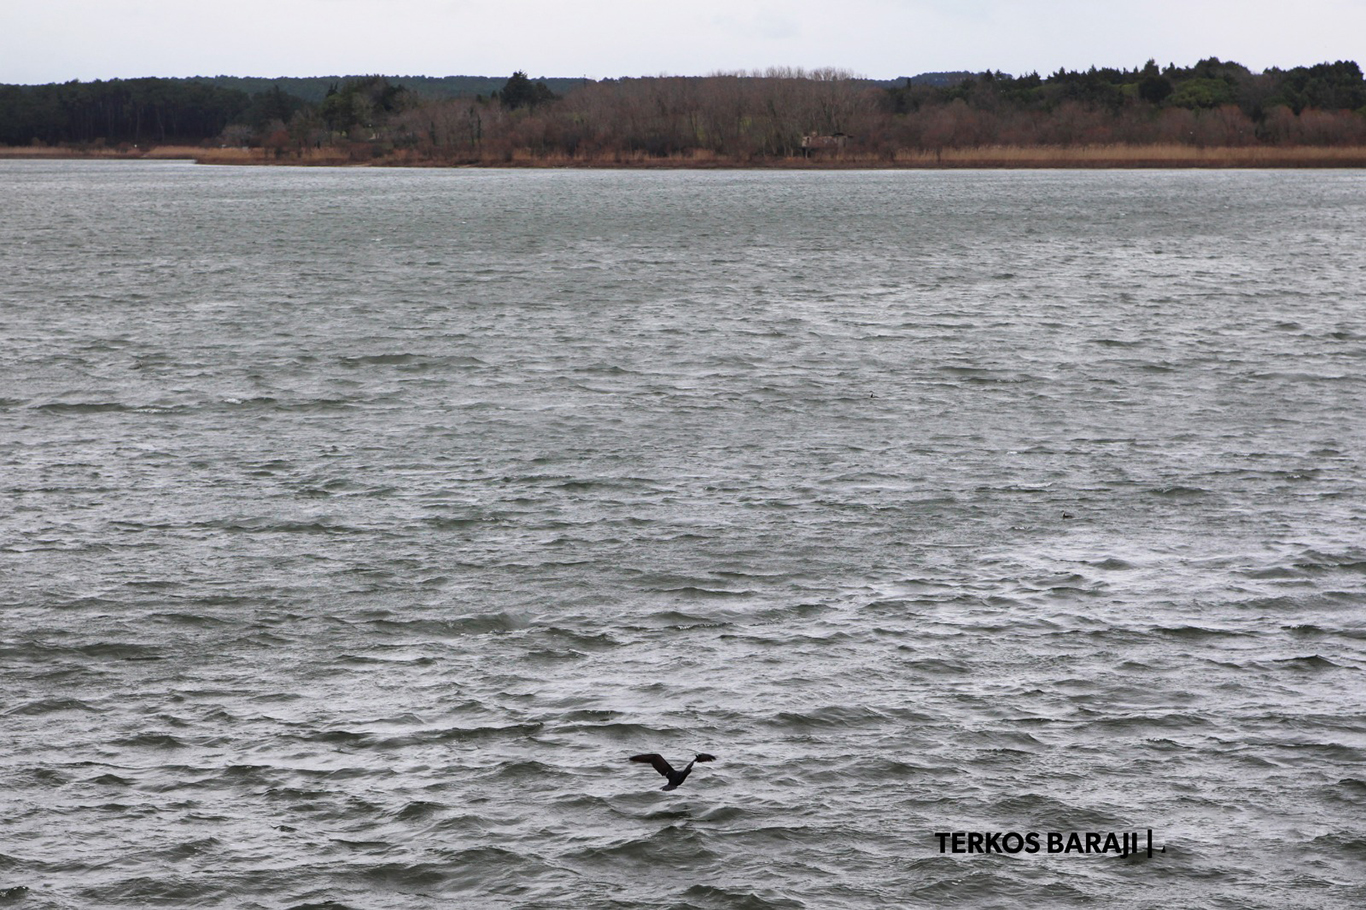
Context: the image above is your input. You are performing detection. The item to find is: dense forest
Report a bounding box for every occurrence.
[2,59,1363,164]
[195,74,593,104]
[0,78,253,146]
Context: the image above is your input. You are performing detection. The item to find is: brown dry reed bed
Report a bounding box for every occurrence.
[177,143,1366,169]
[6,143,1366,169]
[0,145,205,160]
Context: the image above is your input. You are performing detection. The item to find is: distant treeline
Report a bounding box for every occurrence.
[195,74,592,104]
[2,59,1363,159]
[0,74,584,146]
[0,78,253,145]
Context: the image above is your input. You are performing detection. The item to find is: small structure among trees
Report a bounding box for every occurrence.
[801,133,850,157]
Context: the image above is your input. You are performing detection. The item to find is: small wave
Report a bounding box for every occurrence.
[440,846,529,885]
[1232,752,1281,769]
[20,767,69,787]
[148,612,234,628]
[1150,625,1250,640]
[628,609,733,630]
[769,704,888,730]
[1242,566,1306,580]
[1087,557,1135,570]
[559,708,621,722]
[555,720,666,741]
[1147,485,1208,497]
[1270,655,1343,670]
[335,653,436,667]
[220,764,276,784]
[939,366,1031,384]
[653,585,756,599]
[854,756,935,780]
[393,800,444,822]
[419,515,490,529]
[80,874,209,903]
[311,729,373,746]
[679,883,805,910]
[1283,741,1365,762]
[486,759,565,783]
[752,602,831,623]
[5,697,98,716]
[272,398,363,413]
[29,401,132,413]
[1250,370,1341,382]
[332,838,393,853]
[631,804,697,822]
[371,722,544,748]
[161,838,219,861]
[265,786,327,803]
[1292,551,1366,575]
[369,613,529,636]
[898,657,972,675]
[998,790,1120,820]
[915,872,1090,904]
[539,628,620,650]
[76,642,163,661]
[337,352,425,368]
[1309,834,1366,858]
[1019,572,1089,590]
[114,733,186,749]
[861,597,915,612]
[569,826,719,866]
[358,863,445,888]
[205,518,365,535]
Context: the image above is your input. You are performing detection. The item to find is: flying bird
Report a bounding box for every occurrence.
[629,752,716,791]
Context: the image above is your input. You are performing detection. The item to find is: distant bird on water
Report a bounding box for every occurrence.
[630,752,716,791]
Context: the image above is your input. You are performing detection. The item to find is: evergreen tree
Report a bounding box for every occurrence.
[497,71,557,110]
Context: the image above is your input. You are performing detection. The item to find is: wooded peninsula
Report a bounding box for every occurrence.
[2,59,1364,168]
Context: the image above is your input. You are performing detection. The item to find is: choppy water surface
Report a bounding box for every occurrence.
[3,161,1366,908]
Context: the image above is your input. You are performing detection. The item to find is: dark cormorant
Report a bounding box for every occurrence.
[629,752,716,790]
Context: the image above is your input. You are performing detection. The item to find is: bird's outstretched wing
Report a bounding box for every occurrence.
[629,753,675,778]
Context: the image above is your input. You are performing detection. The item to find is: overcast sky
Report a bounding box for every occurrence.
[4,0,1363,84]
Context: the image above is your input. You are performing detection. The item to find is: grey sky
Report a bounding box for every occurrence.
[3,0,1363,83]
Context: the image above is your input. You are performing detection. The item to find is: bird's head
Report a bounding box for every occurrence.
[695,753,716,762]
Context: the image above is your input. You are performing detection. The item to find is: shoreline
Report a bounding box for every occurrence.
[5,143,1366,169]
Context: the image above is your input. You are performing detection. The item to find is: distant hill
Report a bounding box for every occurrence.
[12,73,964,99]
[900,71,990,87]
[192,75,593,102]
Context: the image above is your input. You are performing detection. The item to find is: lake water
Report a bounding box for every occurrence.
[2,160,1365,909]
